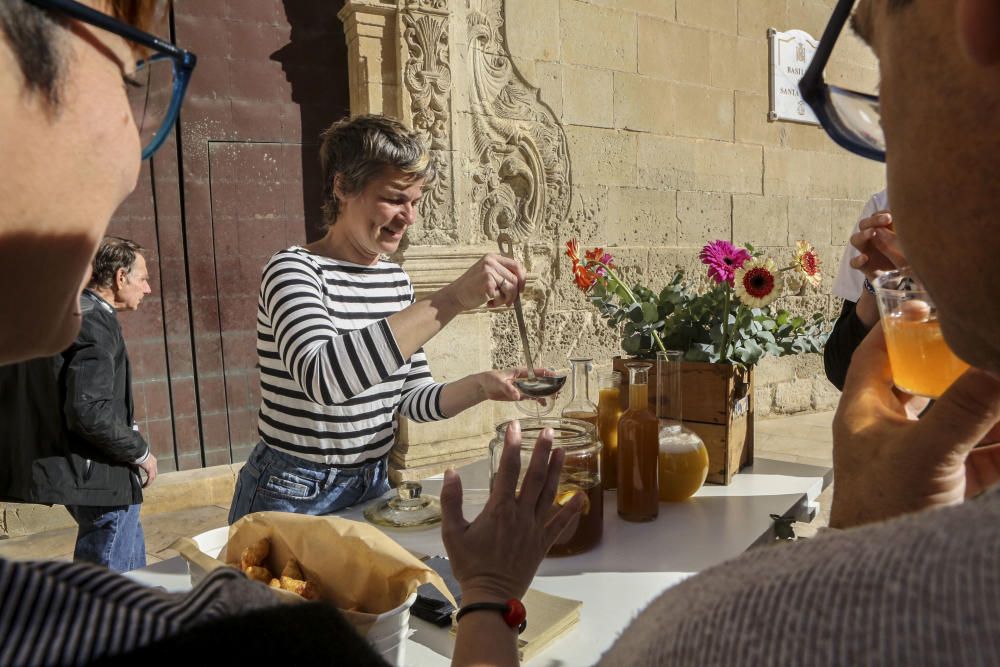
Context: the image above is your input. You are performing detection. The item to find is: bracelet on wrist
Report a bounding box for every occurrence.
[863,278,876,295]
[455,598,527,634]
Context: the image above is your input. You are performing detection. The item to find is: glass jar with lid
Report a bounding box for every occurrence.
[489,418,603,556]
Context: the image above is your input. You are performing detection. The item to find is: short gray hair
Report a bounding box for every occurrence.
[318,114,434,229]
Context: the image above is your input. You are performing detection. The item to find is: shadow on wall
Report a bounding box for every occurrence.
[272,0,350,243]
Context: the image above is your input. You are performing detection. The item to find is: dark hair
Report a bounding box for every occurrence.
[0,1,160,106]
[318,114,434,229]
[89,236,146,290]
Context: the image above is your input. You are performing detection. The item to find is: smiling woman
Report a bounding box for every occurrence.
[228,113,537,524]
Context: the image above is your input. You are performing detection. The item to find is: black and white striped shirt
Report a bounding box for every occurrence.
[257,247,446,466]
[0,558,278,666]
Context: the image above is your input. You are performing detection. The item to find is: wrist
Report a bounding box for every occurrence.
[432,284,467,319]
[460,580,521,607]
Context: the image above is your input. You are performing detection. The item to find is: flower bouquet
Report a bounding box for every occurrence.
[566,239,829,366]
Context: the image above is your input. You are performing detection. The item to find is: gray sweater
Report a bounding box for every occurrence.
[598,486,1000,666]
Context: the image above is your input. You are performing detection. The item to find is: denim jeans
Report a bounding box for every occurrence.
[66,504,146,573]
[228,441,390,524]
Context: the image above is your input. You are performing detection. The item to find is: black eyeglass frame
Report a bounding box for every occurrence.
[798,0,885,162]
[24,0,197,159]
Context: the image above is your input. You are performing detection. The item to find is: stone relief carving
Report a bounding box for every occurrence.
[402,0,455,243]
[467,0,571,242]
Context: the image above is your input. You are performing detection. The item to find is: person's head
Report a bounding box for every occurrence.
[318,114,434,264]
[0,0,158,363]
[88,236,151,311]
[850,0,1000,371]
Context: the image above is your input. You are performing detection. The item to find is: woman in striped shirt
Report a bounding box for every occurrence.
[229,114,530,522]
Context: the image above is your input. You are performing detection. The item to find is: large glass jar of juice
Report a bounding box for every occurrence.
[561,357,598,428]
[489,418,603,556]
[656,351,709,502]
[617,363,659,522]
[597,370,622,490]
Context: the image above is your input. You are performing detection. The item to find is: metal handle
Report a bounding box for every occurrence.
[495,232,536,380]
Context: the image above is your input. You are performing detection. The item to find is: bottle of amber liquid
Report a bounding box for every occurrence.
[617,362,659,521]
[597,370,622,490]
[562,357,598,427]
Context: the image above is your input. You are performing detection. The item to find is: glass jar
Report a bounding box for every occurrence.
[597,370,622,491]
[561,357,598,427]
[656,351,709,502]
[490,418,603,556]
[617,362,659,521]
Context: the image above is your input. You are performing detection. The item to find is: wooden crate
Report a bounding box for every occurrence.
[612,358,754,485]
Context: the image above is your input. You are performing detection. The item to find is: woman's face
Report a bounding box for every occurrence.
[333,167,424,265]
[0,1,141,364]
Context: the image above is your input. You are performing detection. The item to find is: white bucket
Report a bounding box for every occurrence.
[365,592,416,666]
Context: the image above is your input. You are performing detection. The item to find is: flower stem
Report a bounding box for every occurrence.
[722,287,731,362]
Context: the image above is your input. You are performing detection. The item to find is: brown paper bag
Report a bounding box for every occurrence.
[173,511,455,637]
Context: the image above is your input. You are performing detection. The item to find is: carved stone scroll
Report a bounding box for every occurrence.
[467,0,571,243]
[401,0,456,244]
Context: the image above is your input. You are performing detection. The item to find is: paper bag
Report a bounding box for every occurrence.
[174,511,455,637]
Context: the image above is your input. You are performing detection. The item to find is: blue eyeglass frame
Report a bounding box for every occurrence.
[799,0,885,163]
[24,0,197,159]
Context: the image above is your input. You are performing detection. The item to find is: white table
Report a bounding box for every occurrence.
[128,457,830,666]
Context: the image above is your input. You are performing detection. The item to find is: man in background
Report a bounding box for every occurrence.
[0,236,157,572]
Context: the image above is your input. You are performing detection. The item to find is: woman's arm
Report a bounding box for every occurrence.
[824,298,875,391]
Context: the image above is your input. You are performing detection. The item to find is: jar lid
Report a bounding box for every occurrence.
[495,417,597,450]
[363,481,442,530]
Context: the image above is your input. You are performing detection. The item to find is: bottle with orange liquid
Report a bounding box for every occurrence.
[561,357,598,428]
[656,351,709,502]
[617,362,659,521]
[597,370,622,490]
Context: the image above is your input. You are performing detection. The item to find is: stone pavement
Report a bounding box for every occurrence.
[0,411,835,564]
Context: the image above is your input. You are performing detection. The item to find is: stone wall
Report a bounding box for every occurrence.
[338,0,885,478]
[498,0,885,417]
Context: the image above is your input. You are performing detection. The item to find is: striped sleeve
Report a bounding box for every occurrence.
[0,558,279,666]
[398,347,446,423]
[260,252,406,406]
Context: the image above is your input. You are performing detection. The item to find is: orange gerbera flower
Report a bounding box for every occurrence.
[566,239,597,291]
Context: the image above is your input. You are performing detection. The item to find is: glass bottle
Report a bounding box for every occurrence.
[489,418,603,556]
[656,351,709,502]
[561,357,598,427]
[597,370,622,490]
[617,362,659,521]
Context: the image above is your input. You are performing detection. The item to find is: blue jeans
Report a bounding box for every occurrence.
[66,504,146,573]
[228,441,390,524]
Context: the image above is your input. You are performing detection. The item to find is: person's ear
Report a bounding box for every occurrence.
[116,268,128,289]
[957,0,1000,65]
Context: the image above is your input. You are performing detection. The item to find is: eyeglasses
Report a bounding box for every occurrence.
[799,0,885,162]
[24,0,197,160]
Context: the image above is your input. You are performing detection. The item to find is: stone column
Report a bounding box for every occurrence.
[337,0,402,116]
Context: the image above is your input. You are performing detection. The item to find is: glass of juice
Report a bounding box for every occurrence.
[873,269,969,399]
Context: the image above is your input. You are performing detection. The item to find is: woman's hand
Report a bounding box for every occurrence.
[444,253,526,311]
[440,421,583,605]
[849,210,907,280]
[831,326,1000,528]
[474,368,556,403]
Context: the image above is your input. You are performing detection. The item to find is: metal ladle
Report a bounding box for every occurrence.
[496,233,565,398]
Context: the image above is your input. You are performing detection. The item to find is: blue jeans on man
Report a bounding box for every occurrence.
[229,441,390,524]
[66,504,146,572]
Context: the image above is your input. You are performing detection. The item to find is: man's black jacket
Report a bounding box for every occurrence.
[0,290,147,506]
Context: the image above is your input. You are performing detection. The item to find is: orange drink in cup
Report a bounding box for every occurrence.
[873,269,970,399]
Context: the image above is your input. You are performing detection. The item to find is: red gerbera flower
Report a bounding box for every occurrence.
[734,257,779,307]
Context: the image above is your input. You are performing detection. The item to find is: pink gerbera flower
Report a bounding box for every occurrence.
[699,240,752,286]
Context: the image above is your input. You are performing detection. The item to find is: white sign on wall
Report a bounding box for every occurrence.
[768,28,819,125]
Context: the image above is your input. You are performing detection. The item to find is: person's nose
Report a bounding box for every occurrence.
[400,201,416,226]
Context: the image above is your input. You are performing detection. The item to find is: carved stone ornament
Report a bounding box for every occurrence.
[402,0,455,243]
[468,0,571,242]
